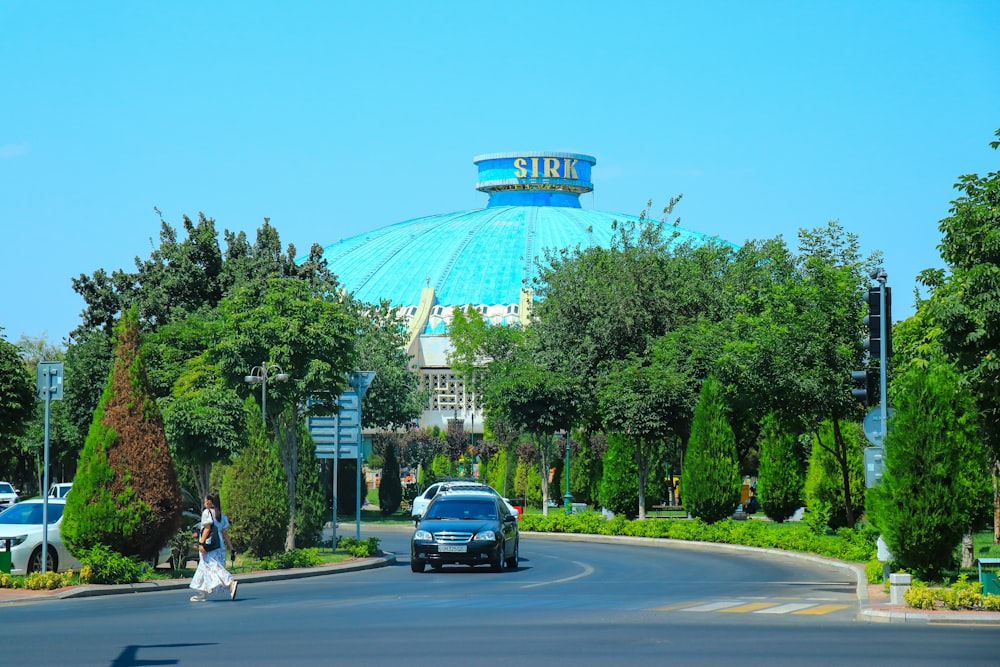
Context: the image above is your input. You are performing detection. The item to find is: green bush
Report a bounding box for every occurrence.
[803,420,864,530]
[756,413,803,523]
[378,441,403,517]
[337,536,382,558]
[681,377,741,524]
[599,433,639,518]
[221,403,289,557]
[77,544,150,584]
[256,548,323,570]
[867,359,991,579]
[519,511,877,563]
[295,428,327,548]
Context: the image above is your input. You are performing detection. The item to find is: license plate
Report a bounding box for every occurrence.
[438,544,467,553]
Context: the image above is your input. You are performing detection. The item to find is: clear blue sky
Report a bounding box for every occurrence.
[2,1,998,346]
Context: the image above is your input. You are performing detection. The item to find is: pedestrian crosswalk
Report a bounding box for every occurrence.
[648,598,851,616]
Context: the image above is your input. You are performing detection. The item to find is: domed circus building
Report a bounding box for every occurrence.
[317,152,729,432]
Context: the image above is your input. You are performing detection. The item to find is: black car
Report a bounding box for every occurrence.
[410,491,519,572]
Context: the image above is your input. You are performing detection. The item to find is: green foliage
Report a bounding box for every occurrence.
[431,453,453,478]
[518,512,877,562]
[76,544,151,584]
[681,377,741,523]
[294,428,326,548]
[868,359,990,579]
[0,329,39,468]
[256,547,324,570]
[803,420,864,529]
[61,309,184,560]
[378,440,403,516]
[221,402,289,557]
[756,413,804,523]
[600,433,639,518]
[337,536,382,558]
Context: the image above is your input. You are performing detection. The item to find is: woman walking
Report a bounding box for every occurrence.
[189,493,238,602]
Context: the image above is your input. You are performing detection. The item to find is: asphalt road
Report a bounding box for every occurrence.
[0,528,996,666]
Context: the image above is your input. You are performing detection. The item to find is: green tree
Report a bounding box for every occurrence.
[921,129,1000,542]
[213,276,356,550]
[868,358,991,578]
[599,433,640,518]
[221,400,289,557]
[804,420,864,529]
[294,425,326,547]
[756,412,804,523]
[681,377,741,523]
[720,224,879,526]
[61,309,184,560]
[0,329,35,481]
[378,439,403,516]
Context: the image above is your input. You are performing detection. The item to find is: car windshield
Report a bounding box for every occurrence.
[0,503,63,525]
[0,483,13,494]
[425,499,497,521]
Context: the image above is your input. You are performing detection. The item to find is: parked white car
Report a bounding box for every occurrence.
[411,481,518,520]
[0,481,18,511]
[0,499,81,574]
[48,483,73,499]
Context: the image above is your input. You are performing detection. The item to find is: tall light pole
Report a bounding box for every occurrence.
[244,362,290,426]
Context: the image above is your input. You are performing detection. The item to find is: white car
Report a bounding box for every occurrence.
[0,499,82,574]
[411,481,518,520]
[48,482,73,499]
[0,481,18,511]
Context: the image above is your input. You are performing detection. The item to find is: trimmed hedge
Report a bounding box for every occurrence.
[519,511,878,562]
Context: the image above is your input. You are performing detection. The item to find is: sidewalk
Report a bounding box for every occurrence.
[0,553,396,605]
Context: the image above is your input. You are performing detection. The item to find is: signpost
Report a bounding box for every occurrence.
[309,372,375,545]
[36,362,64,574]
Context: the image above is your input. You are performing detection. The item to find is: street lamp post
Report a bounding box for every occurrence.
[243,362,290,426]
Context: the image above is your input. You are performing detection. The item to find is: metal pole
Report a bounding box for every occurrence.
[564,433,572,516]
[261,365,267,426]
[332,409,339,548]
[878,274,888,438]
[41,372,52,574]
[356,418,362,541]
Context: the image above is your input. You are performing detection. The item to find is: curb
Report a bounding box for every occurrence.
[524,531,1000,626]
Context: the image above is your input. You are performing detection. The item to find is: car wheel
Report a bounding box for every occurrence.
[490,542,504,572]
[505,539,518,570]
[28,546,57,573]
[410,558,425,573]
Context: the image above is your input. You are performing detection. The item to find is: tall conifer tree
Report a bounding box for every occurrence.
[62,308,183,560]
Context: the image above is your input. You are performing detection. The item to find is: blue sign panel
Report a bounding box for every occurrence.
[310,392,360,459]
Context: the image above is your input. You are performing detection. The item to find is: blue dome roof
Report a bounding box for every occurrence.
[315,152,733,333]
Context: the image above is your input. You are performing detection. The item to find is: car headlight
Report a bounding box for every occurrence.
[473,530,496,541]
[1,534,28,548]
[413,530,433,541]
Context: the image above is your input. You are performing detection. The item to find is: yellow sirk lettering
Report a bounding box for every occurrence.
[563,158,578,180]
[530,157,539,178]
[544,157,560,178]
[514,158,527,178]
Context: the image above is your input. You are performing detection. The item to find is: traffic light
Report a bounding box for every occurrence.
[863,286,892,358]
[851,369,877,405]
